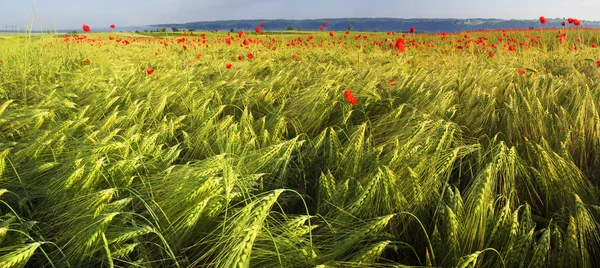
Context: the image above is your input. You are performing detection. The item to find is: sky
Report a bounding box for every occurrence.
[1,0,600,29]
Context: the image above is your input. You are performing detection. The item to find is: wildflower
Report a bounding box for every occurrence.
[247,52,254,59]
[597,60,600,67]
[238,55,243,61]
[539,16,547,25]
[395,38,405,52]
[226,63,232,69]
[146,68,155,75]
[410,27,415,33]
[488,51,494,57]
[83,24,91,32]
[517,68,526,75]
[110,24,116,29]
[344,89,358,105]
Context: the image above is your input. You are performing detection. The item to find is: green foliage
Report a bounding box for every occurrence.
[0,29,599,267]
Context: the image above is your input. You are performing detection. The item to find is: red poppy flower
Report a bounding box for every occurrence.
[215,29,219,32]
[226,63,232,69]
[395,38,405,52]
[539,16,547,25]
[329,31,334,37]
[84,58,89,63]
[182,45,187,50]
[488,51,494,57]
[238,55,243,61]
[592,44,597,48]
[409,27,415,33]
[517,68,526,75]
[255,27,261,33]
[597,60,600,67]
[146,68,155,75]
[323,22,328,27]
[568,18,574,24]
[247,52,254,59]
[260,23,264,28]
[82,24,91,32]
[238,31,243,38]
[243,39,249,46]
[573,19,581,26]
[344,89,358,105]
[561,21,566,27]
[110,24,116,29]
[320,26,324,31]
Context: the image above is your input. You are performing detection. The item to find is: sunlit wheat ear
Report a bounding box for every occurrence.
[487,199,511,248]
[572,193,599,267]
[0,242,42,268]
[317,171,336,212]
[443,205,460,264]
[349,240,391,264]
[215,190,284,268]
[464,163,495,251]
[565,215,580,267]
[529,228,551,268]
[0,149,9,178]
[348,168,382,215]
[327,214,394,261]
[507,227,534,267]
[457,250,482,268]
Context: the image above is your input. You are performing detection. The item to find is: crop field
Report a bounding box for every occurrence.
[1,24,600,267]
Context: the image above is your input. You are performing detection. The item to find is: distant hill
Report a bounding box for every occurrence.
[151,18,600,33]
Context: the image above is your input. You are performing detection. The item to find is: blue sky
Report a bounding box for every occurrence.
[1,0,599,29]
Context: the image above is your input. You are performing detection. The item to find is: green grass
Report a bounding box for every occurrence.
[1,28,600,267]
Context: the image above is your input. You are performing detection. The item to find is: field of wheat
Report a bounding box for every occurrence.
[1,24,600,267]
